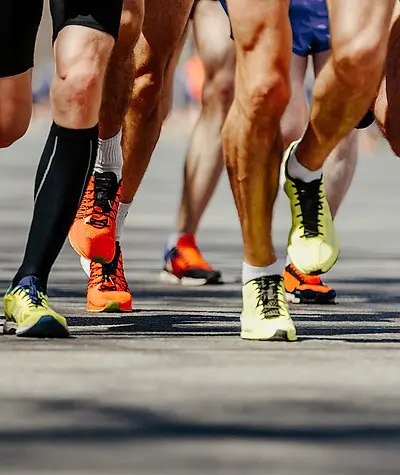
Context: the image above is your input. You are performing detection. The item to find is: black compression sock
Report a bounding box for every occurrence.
[13,122,98,291]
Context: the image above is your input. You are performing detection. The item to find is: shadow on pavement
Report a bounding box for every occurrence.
[0,398,400,444]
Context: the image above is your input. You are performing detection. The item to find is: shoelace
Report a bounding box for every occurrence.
[255,276,285,318]
[90,250,128,292]
[16,286,47,309]
[294,178,324,238]
[287,264,321,285]
[89,177,120,230]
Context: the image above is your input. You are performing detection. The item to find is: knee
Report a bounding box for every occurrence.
[118,5,143,49]
[0,124,28,149]
[203,68,234,114]
[57,65,103,110]
[244,73,291,125]
[0,109,30,148]
[333,32,387,87]
[282,125,304,150]
[387,135,400,158]
[129,67,164,116]
[385,114,400,157]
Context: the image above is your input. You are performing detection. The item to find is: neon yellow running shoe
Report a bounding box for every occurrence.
[3,276,70,338]
[283,142,339,275]
[241,275,297,341]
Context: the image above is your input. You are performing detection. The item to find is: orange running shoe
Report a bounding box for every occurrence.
[283,263,336,304]
[87,242,132,312]
[160,233,222,286]
[69,172,121,264]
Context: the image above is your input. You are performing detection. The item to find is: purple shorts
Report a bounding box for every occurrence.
[290,0,330,56]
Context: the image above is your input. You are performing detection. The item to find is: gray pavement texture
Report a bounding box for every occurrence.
[0,120,400,475]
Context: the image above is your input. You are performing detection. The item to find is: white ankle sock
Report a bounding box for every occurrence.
[116,202,132,242]
[167,232,185,250]
[287,150,323,183]
[285,255,292,267]
[95,129,123,181]
[80,256,91,278]
[242,261,282,285]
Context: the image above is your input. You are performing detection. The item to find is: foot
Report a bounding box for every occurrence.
[240,275,297,341]
[69,172,122,264]
[284,142,339,275]
[160,233,222,286]
[85,242,132,312]
[284,263,336,304]
[3,276,69,338]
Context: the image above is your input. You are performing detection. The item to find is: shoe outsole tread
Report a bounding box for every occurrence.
[241,328,296,342]
[4,316,70,339]
[87,301,132,313]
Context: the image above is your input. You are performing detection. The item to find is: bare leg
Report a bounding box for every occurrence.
[225,0,296,342]
[223,0,291,267]
[375,4,400,156]
[295,0,394,171]
[160,24,189,122]
[312,52,358,218]
[99,0,144,140]
[323,132,358,217]
[121,0,193,204]
[280,54,308,150]
[0,0,42,148]
[0,72,33,148]
[175,0,235,234]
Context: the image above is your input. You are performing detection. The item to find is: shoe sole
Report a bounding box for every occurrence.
[159,270,223,287]
[286,292,336,305]
[4,316,70,338]
[290,254,339,276]
[69,240,114,265]
[87,301,132,313]
[91,256,112,265]
[241,328,297,342]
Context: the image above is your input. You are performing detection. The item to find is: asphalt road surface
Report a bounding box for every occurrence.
[0,119,400,475]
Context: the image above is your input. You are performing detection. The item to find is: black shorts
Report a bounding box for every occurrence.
[0,0,44,78]
[0,0,123,78]
[50,0,123,44]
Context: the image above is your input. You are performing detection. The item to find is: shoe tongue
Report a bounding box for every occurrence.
[18,276,42,290]
[177,233,196,248]
[94,171,117,187]
[93,172,118,209]
[17,276,43,305]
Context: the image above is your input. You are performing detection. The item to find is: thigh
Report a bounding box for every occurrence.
[138,0,193,71]
[0,0,43,77]
[327,0,395,50]
[312,50,330,77]
[193,0,235,76]
[226,0,291,81]
[50,0,124,42]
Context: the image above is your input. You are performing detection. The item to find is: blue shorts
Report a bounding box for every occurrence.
[290,0,330,56]
[218,0,330,57]
[219,0,228,16]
